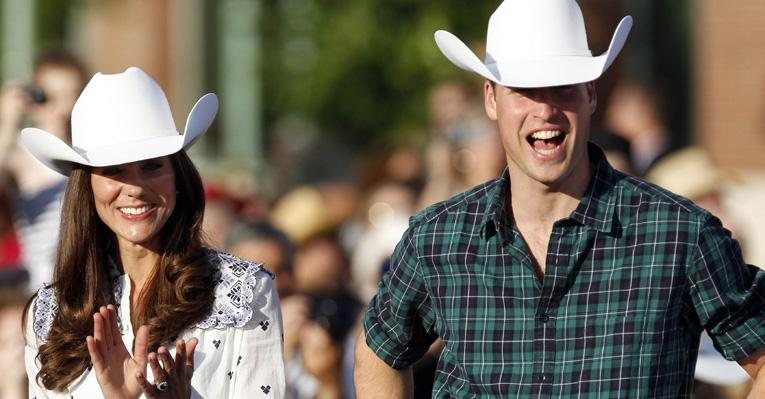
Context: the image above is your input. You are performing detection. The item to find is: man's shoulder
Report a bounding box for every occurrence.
[410,176,502,229]
[611,170,712,223]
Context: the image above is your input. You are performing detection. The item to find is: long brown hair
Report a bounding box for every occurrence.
[34,151,215,391]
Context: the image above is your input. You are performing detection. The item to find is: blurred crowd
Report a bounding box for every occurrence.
[0,51,761,399]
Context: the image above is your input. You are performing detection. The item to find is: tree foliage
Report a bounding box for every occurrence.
[260,0,495,150]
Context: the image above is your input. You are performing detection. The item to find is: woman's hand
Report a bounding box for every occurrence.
[135,337,199,398]
[86,305,148,399]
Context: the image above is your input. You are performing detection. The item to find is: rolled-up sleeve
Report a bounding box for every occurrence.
[362,224,438,369]
[688,215,765,361]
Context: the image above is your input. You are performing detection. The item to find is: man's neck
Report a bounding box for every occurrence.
[507,161,592,228]
[505,160,593,278]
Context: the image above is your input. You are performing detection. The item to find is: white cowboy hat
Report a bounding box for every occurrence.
[434,0,633,88]
[20,66,218,176]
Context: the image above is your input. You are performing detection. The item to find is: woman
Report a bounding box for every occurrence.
[20,67,285,398]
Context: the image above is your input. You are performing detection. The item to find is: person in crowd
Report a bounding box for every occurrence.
[354,1,765,397]
[0,283,28,399]
[589,128,634,174]
[21,67,284,398]
[225,219,296,298]
[419,81,506,208]
[604,79,673,176]
[281,231,360,399]
[0,51,88,292]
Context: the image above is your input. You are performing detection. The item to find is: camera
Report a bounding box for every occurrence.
[25,86,46,104]
[309,294,360,342]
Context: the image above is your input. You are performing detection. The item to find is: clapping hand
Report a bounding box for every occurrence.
[135,337,198,398]
[85,305,199,399]
[86,305,147,399]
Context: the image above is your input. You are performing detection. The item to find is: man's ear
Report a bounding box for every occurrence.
[484,81,498,121]
[586,81,597,115]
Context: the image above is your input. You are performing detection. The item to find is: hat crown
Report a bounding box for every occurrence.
[71,67,178,154]
[486,0,591,63]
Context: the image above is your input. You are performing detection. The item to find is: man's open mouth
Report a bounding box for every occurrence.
[527,129,566,156]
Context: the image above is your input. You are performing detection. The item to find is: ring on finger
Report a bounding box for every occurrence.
[157,380,169,392]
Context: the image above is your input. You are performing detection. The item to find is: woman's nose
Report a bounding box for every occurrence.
[121,169,147,197]
[124,182,144,197]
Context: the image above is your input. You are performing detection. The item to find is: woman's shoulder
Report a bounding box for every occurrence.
[28,285,58,343]
[196,248,277,330]
[203,247,274,281]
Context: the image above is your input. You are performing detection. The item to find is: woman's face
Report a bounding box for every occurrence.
[90,156,176,251]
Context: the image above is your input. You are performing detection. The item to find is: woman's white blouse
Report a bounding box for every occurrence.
[24,250,286,399]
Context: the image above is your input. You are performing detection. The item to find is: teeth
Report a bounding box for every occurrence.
[120,205,151,215]
[530,130,562,140]
[535,148,557,155]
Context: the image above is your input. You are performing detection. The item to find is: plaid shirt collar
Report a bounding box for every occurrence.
[481,143,619,240]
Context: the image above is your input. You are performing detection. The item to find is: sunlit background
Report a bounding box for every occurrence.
[5,1,761,176]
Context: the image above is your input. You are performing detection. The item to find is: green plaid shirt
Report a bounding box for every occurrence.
[363,145,765,398]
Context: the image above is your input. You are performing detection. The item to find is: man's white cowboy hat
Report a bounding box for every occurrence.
[20,66,218,176]
[434,0,633,88]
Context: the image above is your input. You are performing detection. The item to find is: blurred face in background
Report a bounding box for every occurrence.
[230,237,293,296]
[31,65,84,141]
[292,236,346,295]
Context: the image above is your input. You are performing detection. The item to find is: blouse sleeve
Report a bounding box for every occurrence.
[231,271,285,398]
[24,297,49,399]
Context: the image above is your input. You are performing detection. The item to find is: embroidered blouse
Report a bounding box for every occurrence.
[24,249,286,399]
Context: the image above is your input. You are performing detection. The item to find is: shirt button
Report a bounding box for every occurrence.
[538,314,550,323]
[534,374,548,383]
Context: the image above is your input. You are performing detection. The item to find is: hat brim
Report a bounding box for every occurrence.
[20,93,218,176]
[182,93,218,149]
[435,16,633,88]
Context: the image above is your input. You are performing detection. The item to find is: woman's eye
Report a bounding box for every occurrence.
[141,162,164,172]
[100,167,122,176]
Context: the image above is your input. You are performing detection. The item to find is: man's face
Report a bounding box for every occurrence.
[484,81,596,190]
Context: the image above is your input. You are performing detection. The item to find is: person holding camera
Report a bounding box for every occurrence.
[0,51,88,293]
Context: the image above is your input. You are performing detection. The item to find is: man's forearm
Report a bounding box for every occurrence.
[353,331,413,399]
[738,347,765,399]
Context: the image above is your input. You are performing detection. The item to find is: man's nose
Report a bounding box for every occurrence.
[532,93,558,120]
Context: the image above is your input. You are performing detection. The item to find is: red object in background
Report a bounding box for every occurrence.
[0,230,21,268]
[204,183,269,221]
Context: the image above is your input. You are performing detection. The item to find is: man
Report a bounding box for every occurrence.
[354,0,765,397]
